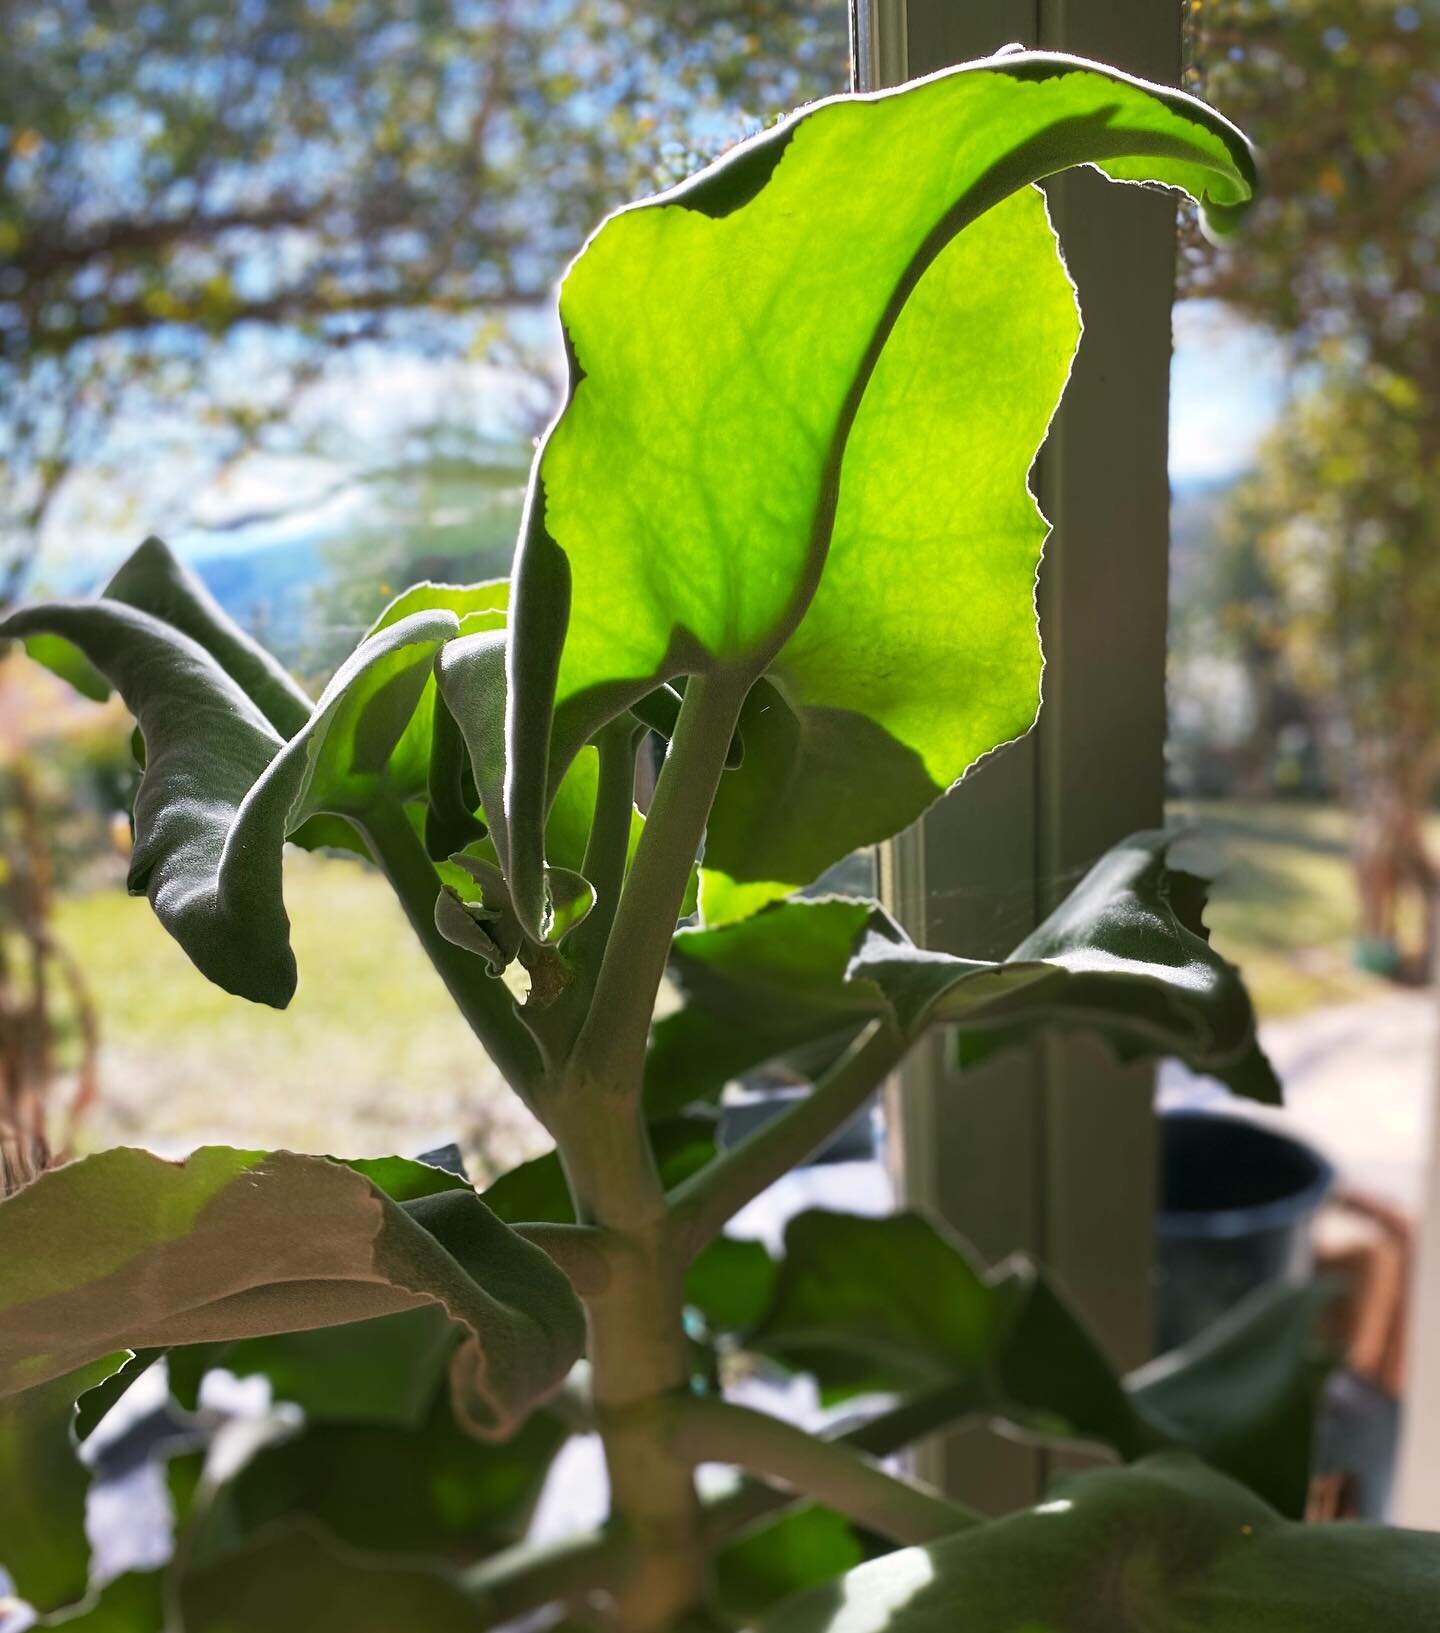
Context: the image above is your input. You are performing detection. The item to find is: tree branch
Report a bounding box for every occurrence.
[13,202,319,283]
[23,274,544,358]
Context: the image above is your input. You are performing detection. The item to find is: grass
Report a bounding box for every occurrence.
[1166,798,1417,1019]
[46,798,1399,1161]
[52,848,545,1176]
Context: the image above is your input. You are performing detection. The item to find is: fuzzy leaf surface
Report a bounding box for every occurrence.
[765,1454,1440,1632]
[0,1148,584,1440]
[0,583,455,1005]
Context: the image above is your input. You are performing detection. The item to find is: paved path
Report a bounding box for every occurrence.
[1160,987,1439,1215]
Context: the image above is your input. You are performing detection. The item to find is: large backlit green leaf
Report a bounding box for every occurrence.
[0,1148,584,1440]
[0,1355,128,1614]
[0,586,455,1005]
[765,1454,1440,1632]
[505,51,1255,935]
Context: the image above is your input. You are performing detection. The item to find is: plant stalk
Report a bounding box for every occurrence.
[460,1383,986,1626]
[669,1017,903,1258]
[584,1236,711,1632]
[357,795,543,1101]
[546,1090,710,1628]
[567,668,748,1099]
[659,1395,981,1546]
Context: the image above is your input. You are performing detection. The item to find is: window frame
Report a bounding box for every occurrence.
[859,0,1180,1509]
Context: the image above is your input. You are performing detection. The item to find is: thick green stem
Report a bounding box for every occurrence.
[568,668,748,1098]
[357,795,543,1101]
[546,1092,710,1628]
[669,1019,904,1259]
[584,1237,710,1631]
[575,717,642,961]
[659,1396,981,1546]
[460,1384,985,1626]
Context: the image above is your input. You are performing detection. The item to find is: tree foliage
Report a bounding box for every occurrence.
[0,0,847,604]
[1179,2,1440,965]
[1182,0,1437,378]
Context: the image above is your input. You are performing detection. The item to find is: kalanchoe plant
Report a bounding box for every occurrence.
[2,47,1437,1633]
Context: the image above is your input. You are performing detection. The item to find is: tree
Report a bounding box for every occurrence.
[1182,0,1437,379]
[0,0,846,606]
[1181,0,1440,965]
[1229,365,1440,972]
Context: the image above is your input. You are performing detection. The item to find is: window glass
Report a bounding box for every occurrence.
[1166,0,1436,1520]
[1,1,849,1173]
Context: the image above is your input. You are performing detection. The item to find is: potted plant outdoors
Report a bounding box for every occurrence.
[2,46,1437,1633]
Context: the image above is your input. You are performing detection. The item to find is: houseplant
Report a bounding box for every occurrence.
[2,46,1437,1632]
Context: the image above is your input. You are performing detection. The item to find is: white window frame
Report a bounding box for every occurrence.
[857,0,1180,1509]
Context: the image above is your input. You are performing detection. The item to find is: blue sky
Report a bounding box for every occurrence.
[1169,301,1291,486]
[40,298,1291,594]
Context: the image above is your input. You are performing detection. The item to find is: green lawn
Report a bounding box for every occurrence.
[49,799,1395,1161]
[54,849,545,1175]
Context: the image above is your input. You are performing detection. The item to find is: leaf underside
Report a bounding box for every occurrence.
[650,830,1279,1110]
[505,51,1255,935]
[0,1147,584,1441]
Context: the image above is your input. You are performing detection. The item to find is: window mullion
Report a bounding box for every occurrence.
[863,0,1179,1509]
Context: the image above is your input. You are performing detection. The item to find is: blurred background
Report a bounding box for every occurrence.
[0,0,1436,1517]
[0,0,853,1171]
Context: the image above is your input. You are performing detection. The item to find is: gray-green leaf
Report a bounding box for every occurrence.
[764,1453,1440,1632]
[0,1354,129,1613]
[0,592,455,1005]
[0,1147,584,1441]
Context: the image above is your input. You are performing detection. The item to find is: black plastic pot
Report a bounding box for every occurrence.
[1156,1109,1335,1353]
